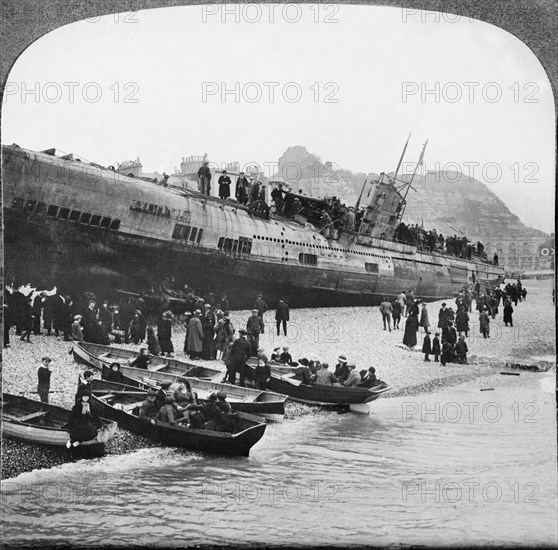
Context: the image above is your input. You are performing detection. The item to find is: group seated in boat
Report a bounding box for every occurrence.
[266,349,387,390]
[137,378,237,432]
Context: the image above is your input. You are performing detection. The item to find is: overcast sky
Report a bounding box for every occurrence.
[2,5,554,233]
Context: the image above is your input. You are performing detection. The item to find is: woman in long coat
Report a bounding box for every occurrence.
[403,311,419,348]
[157,311,174,357]
[186,311,204,359]
[419,303,430,333]
[455,307,470,337]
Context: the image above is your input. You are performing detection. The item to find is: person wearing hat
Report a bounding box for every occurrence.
[157,311,174,357]
[334,355,350,383]
[253,294,268,320]
[235,172,249,205]
[270,346,281,362]
[31,291,46,335]
[139,388,159,424]
[422,331,432,362]
[37,356,53,403]
[197,160,212,195]
[200,393,226,430]
[275,299,290,336]
[186,404,207,429]
[358,366,384,389]
[403,308,419,348]
[71,314,84,342]
[455,335,468,364]
[201,304,217,360]
[130,347,151,370]
[379,296,393,332]
[438,303,450,333]
[432,332,441,362]
[98,300,112,331]
[342,363,361,387]
[82,299,98,343]
[315,362,337,386]
[218,169,231,200]
[68,392,101,447]
[214,311,234,360]
[228,330,251,386]
[155,380,173,409]
[254,348,271,390]
[186,309,204,359]
[75,370,95,403]
[246,309,265,356]
[279,346,293,365]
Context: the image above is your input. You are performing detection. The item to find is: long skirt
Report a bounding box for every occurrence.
[158,337,174,354]
[403,326,417,348]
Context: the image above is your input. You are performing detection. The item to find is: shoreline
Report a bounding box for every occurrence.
[2,279,554,480]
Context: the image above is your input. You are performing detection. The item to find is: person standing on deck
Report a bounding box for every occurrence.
[218,170,231,200]
[235,172,249,205]
[37,357,53,403]
[198,160,212,195]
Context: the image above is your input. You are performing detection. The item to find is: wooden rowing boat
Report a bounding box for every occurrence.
[73,342,221,380]
[244,364,391,408]
[101,362,287,423]
[2,393,117,457]
[89,380,266,457]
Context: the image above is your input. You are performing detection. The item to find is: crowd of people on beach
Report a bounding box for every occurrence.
[377,279,527,367]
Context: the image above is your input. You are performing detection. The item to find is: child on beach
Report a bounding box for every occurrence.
[432,332,441,362]
[422,331,431,362]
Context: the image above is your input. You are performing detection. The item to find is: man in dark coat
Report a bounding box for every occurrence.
[422,331,432,362]
[198,161,212,195]
[43,295,55,336]
[235,172,249,205]
[503,300,514,327]
[218,170,231,200]
[228,330,251,386]
[432,332,441,362]
[37,356,53,403]
[51,293,66,337]
[275,299,290,336]
[391,298,402,329]
[32,292,45,335]
[82,300,98,342]
[98,301,112,331]
[438,303,450,333]
[253,294,268,319]
[120,299,135,343]
[246,309,265,356]
[334,355,350,383]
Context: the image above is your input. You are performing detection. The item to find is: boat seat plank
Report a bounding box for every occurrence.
[149,363,169,372]
[4,411,48,422]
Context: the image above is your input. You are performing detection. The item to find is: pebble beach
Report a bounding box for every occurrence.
[2,279,555,480]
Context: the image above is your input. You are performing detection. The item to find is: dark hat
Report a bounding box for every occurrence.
[442,303,446,307]
[84,371,94,378]
[208,393,218,401]
[239,329,248,335]
[165,395,175,404]
[147,389,157,396]
[217,391,227,399]
[338,355,347,363]
[368,366,376,373]
[160,380,172,389]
